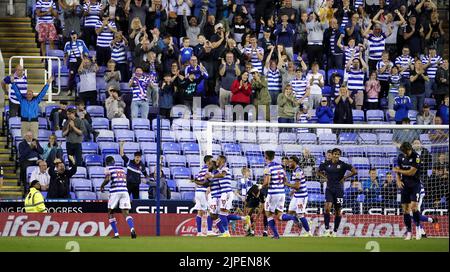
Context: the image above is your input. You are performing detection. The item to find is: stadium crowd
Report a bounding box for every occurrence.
[0,0,449,207]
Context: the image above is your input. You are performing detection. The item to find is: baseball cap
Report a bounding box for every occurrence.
[70,30,77,35]
[263,27,271,33]
[250,68,259,74]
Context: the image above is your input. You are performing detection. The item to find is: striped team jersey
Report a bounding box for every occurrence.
[83,2,102,27]
[217,166,232,194]
[330,30,341,55]
[290,77,308,101]
[421,55,443,79]
[419,183,425,197]
[340,12,350,29]
[35,0,56,24]
[195,165,209,193]
[111,41,127,63]
[389,74,401,94]
[296,113,309,134]
[244,46,264,73]
[344,46,360,66]
[5,74,27,105]
[131,75,150,101]
[105,166,128,194]
[333,83,341,97]
[264,67,282,93]
[264,161,286,195]
[354,0,364,9]
[376,60,393,81]
[395,55,414,78]
[367,33,386,61]
[96,20,116,47]
[346,68,365,93]
[64,40,88,62]
[292,166,307,198]
[209,170,221,198]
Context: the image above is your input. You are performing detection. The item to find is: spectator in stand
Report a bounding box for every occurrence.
[2,65,28,118]
[305,12,327,68]
[295,104,310,133]
[183,8,206,47]
[402,15,424,58]
[289,65,309,107]
[428,116,448,144]
[104,60,121,92]
[392,117,420,148]
[426,167,448,209]
[179,67,207,109]
[59,0,83,46]
[230,71,252,120]
[102,0,127,35]
[47,155,77,199]
[264,46,284,106]
[393,86,412,124]
[75,100,96,141]
[251,68,271,121]
[417,104,435,125]
[422,47,443,99]
[120,141,148,200]
[64,31,89,96]
[388,66,401,110]
[344,179,362,211]
[49,101,68,131]
[129,17,146,51]
[365,71,381,110]
[161,34,180,74]
[42,134,63,168]
[329,72,342,100]
[374,9,407,62]
[381,172,397,208]
[96,13,117,66]
[345,50,368,110]
[323,17,344,70]
[179,37,194,67]
[435,153,449,174]
[273,14,296,60]
[35,0,58,58]
[24,180,47,212]
[129,67,152,118]
[18,131,44,191]
[30,160,51,191]
[363,20,390,73]
[316,97,333,124]
[148,0,168,31]
[63,108,85,166]
[395,46,415,94]
[334,86,354,124]
[299,148,316,181]
[362,168,381,200]
[425,11,445,55]
[437,95,449,125]
[277,84,300,123]
[110,32,129,82]
[105,87,126,120]
[412,139,433,180]
[124,0,149,34]
[376,51,393,101]
[0,165,3,189]
[159,74,175,119]
[11,75,51,139]
[244,34,264,73]
[83,0,103,48]
[184,56,209,99]
[78,56,99,105]
[410,59,430,112]
[434,60,448,107]
[219,52,241,109]
[306,62,324,110]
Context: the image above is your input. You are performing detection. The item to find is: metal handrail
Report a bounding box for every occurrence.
[8,56,61,103]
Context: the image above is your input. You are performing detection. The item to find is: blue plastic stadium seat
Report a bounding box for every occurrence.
[84,154,103,166]
[71,178,92,192]
[339,132,358,144]
[341,146,364,157]
[73,167,87,179]
[8,117,21,130]
[141,142,157,154]
[377,133,393,145]
[369,157,391,169]
[223,143,242,155]
[162,142,181,155]
[132,118,151,130]
[92,118,110,130]
[161,130,176,142]
[181,191,195,200]
[44,104,60,117]
[176,179,196,192]
[166,154,187,167]
[366,110,384,122]
[318,133,337,144]
[322,85,332,97]
[186,155,201,167]
[306,181,321,194]
[282,144,303,156]
[297,133,317,144]
[227,156,247,168]
[171,167,192,179]
[241,143,262,155]
[182,143,200,155]
[38,129,52,142]
[88,166,106,179]
[96,130,115,142]
[350,157,370,169]
[152,118,171,130]
[75,191,97,200]
[86,106,105,118]
[175,130,196,142]
[104,154,124,166]
[279,132,297,144]
[144,154,158,166]
[247,156,265,168]
[111,118,130,130]
[122,142,140,153]
[135,130,155,142]
[99,142,119,154]
[352,110,365,123]
[82,142,98,154]
[171,118,191,130]
[114,129,135,142]
[358,133,378,144]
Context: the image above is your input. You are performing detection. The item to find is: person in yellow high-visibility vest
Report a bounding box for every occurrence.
[24,180,47,213]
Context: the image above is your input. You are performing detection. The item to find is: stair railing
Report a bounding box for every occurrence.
[8,56,61,103]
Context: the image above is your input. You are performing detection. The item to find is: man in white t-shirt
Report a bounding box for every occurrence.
[305,61,324,110]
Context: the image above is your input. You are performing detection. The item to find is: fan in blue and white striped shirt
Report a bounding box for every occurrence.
[421,48,443,80]
[345,55,368,94]
[110,37,127,64]
[366,29,387,62]
[395,47,415,79]
[290,69,309,104]
[96,18,117,48]
[35,0,57,25]
[83,0,102,28]
[243,37,264,73]
[2,65,28,107]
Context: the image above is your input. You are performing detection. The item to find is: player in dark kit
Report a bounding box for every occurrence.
[393,142,425,240]
[317,148,357,237]
[244,183,268,236]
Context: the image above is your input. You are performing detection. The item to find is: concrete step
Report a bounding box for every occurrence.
[0,47,40,53]
[0,17,31,23]
[0,27,33,32]
[0,32,35,38]
[0,191,23,199]
[0,37,35,43]
[0,185,21,191]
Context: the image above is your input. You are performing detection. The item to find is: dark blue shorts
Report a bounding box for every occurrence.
[401,184,421,204]
[326,187,344,205]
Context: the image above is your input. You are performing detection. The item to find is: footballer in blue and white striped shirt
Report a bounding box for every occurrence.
[284,156,313,237]
[262,151,302,239]
[100,156,136,239]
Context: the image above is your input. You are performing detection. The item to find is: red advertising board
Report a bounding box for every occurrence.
[0,213,447,237]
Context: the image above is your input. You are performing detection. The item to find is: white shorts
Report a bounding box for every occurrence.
[264,194,286,213]
[194,191,208,211]
[288,197,308,214]
[208,196,220,214]
[219,191,234,211]
[108,192,131,210]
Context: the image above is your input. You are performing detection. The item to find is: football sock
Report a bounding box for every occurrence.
[333,216,341,233]
[196,215,202,233]
[109,217,119,236]
[227,214,242,221]
[299,217,310,232]
[263,215,268,231]
[207,215,213,231]
[412,211,421,227]
[126,216,135,232]
[324,213,330,230]
[404,214,412,232]
[214,218,225,233]
[267,217,279,237]
[280,214,295,221]
[219,214,229,232]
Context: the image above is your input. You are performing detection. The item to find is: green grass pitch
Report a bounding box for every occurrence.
[0,237,448,252]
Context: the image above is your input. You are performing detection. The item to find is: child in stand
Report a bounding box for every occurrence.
[179,37,194,68]
[365,71,381,110]
[388,66,401,110]
[296,104,310,134]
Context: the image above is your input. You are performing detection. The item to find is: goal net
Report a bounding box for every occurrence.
[195,121,449,238]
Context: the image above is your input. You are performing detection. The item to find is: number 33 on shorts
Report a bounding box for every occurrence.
[336,198,343,204]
